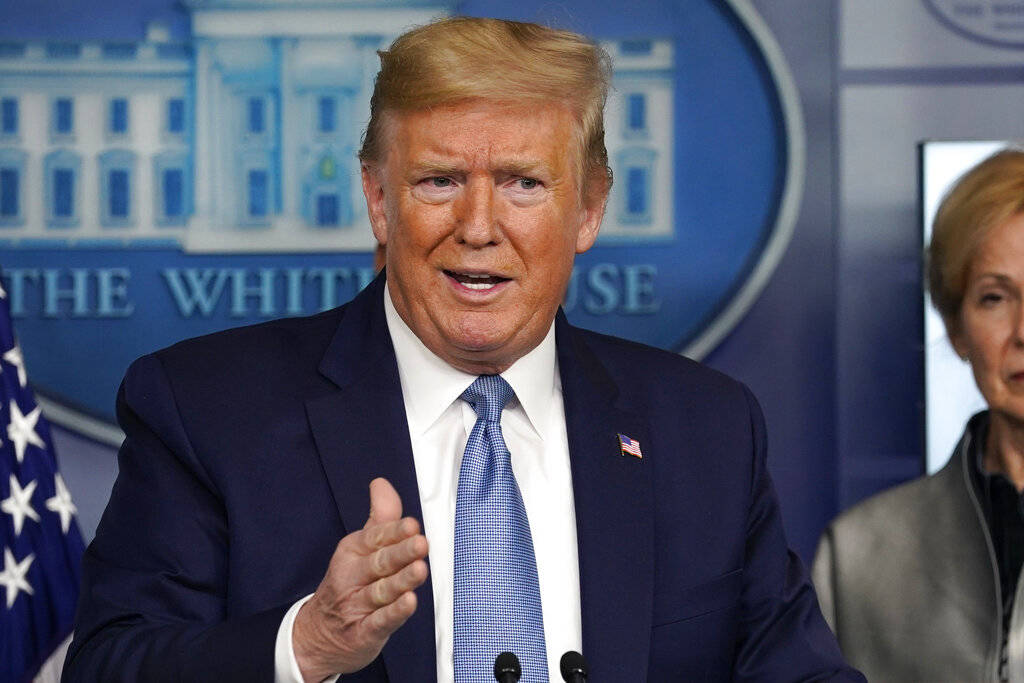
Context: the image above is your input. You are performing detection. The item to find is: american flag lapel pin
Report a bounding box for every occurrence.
[617,433,643,459]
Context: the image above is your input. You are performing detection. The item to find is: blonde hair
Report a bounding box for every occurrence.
[928,148,1024,328]
[358,16,613,192]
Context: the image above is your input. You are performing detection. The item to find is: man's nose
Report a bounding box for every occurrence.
[453,179,501,247]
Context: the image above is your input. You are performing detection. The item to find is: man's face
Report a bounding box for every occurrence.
[362,100,606,374]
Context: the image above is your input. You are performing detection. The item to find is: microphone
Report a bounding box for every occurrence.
[494,651,522,682]
[559,650,588,682]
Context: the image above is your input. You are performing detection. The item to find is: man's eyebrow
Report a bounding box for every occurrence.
[407,157,552,177]
[494,160,549,177]
[408,160,463,176]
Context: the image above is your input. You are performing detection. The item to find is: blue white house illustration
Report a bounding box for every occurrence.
[0,0,673,252]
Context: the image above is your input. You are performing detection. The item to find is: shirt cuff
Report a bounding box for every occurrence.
[274,593,341,683]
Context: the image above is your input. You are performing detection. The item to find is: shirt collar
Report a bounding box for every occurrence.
[383,281,558,439]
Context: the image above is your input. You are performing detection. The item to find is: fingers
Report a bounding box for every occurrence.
[365,589,419,638]
[348,514,421,562]
[365,477,402,528]
[369,531,428,576]
[363,515,420,551]
[340,523,426,591]
[328,477,429,587]
[367,558,429,608]
[294,478,428,679]
[347,477,426,575]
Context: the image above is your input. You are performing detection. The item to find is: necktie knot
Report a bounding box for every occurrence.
[460,375,514,424]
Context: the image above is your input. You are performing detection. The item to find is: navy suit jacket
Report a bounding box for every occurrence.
[65,274,858,681]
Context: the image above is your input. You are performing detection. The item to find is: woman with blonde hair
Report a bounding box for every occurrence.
[814,148,1024,681]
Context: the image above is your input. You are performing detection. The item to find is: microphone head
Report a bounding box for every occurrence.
[559,650,588,680]
[494,651,522,681]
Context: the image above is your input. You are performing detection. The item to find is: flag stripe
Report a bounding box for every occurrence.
[617,434,643,458]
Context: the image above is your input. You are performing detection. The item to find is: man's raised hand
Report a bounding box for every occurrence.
[293,477,429,681]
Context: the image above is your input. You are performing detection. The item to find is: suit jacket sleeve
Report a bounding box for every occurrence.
[63,353,290,683]
[732,384,861,682]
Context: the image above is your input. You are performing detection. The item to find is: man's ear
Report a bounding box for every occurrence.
[575,176,609,254]
[362,162,388,245]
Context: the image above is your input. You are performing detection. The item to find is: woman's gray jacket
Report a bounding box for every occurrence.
[813,421,1024,682]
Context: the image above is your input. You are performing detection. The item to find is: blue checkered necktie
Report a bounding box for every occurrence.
[454,375,548,682]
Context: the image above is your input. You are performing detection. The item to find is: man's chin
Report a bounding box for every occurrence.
[438,332,528,376]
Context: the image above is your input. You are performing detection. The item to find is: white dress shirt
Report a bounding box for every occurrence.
[275,284,582,682]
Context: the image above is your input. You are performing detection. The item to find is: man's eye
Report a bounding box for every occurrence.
[980,292,1005,305]
[517,177,539,190]
[427,177,453,188]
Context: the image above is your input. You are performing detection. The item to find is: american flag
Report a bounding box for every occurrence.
[617,433,643,459]
[0,274,84,682]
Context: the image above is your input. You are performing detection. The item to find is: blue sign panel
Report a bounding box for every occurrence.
[0,0,799,438]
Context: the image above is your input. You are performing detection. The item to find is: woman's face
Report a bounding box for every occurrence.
[952,211,1024,426]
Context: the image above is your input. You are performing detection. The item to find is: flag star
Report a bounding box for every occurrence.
[1,475,39,536]
[0,547,34,609]
[46,474,77,534]
[0,280,5,298]
[2,344,26,388]
[7,400,44,464]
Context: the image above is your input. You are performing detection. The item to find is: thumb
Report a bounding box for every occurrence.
[365,477,403,529]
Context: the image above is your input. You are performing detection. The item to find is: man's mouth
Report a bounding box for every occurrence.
[444,270,510,291]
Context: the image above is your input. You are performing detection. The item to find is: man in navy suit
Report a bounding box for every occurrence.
[66,17,859,682]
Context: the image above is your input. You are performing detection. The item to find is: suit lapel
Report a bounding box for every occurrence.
[305,274,437,682]
[556,312,654,679]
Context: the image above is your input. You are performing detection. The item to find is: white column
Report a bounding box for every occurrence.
[192,39,215,228]
[279,37,299,221]
[211,46,232,230]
